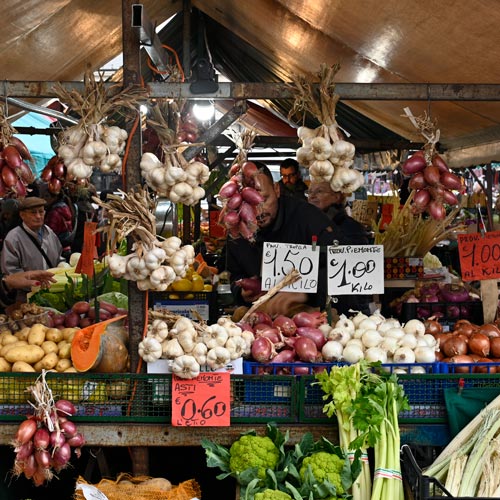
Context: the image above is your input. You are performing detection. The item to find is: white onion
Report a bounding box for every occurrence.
[380,337,399,355]
[384,327,406,340]
[345,338,363,349]
[351,311,368,328]
[416,338,429,347]
[335,315,355,333]
[327,327,352,346]
[393,346,416,364]
[422,334,438,348]
[318,324,332,337]
[399,333,418,349]
[403,319,426,336]
[409,365,427,374]
[358,318,377,331]
[393,368,408,374]
[353,328,365,339]
[364,347,388,364]
[322,340,344,361]
[361,329,383,348]
[378,318,401,333]
[414,346,436,363]
[369,311,385,325]
[342,344,365,364]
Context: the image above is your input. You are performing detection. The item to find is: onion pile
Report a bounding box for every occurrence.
[402,150,463,220]
[428,319,500,372]
[391,282,479,320]
[0,136,35,198]
[12,382,85,487]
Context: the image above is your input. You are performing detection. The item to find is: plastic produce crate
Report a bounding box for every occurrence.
[401,444,495,499]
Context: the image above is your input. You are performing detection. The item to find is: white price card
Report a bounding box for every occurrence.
[327,245,384,295]
[261,242,319,293]
[75,483,109,500]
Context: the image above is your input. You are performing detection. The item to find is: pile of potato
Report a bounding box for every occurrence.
[0,323,79,373]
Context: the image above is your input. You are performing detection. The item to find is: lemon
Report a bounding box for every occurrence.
[203,284,213,292]
[191,275,204,292]
[172,279,193,292]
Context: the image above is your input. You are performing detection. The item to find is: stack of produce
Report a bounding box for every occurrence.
[139,310,252,378]
[426,318,500,370]
[39,155,68,194]
[217,128,265,240]
[202,422,361,500]
[423,393,500,496]
[53,68,145,179]
[243,310,437,372]
[11,372,85,486]
[94,186,195,291]
[288,63,364,193]
[0,323,78,374]
[0,103,35,197]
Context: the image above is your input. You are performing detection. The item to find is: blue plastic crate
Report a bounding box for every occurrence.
[243,375,296,404]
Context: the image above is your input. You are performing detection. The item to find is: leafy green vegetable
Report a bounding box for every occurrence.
[97,292,128,309]
[29,289,68,312]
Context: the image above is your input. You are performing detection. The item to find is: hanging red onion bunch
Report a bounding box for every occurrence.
[402,150,463,220]
[11,381,85,487]
[0,136,35,198]
[40,155,68,194]
[218,160,264,240]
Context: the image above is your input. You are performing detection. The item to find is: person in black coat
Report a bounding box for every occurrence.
[226,164,340,315]
[307,181,371,315]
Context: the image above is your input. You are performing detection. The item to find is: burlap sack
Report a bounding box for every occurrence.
[73,473,201,500]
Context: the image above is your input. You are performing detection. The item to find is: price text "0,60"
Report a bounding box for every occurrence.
[175,395,227,426]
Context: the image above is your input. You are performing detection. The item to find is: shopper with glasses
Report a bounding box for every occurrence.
[1,197,63,303]
[278,158,308,200]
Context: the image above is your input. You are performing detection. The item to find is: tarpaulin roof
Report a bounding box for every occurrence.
[3,0,500,166]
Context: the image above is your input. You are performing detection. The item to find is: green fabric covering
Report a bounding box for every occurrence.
[444,387,500,437]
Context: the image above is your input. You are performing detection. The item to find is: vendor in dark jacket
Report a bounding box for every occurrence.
[307,180,371,315]
[277,158,308,200]
[226,163,338,315]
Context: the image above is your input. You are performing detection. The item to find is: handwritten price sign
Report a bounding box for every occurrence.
[327,245,384,295]
[261,242,320,292]
[458,231,500,281]
[171,373,230,427]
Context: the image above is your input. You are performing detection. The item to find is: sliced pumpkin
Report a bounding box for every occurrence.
[71,316,128,373]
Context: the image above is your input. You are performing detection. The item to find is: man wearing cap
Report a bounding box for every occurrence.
[1,197,63,302]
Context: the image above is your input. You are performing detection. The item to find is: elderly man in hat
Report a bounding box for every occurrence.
[1,197,63,302]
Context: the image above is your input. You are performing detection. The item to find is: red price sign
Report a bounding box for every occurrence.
[458,230,500,281]
[171,373,230,427]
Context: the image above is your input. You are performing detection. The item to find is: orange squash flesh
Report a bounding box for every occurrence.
[71,316,128,373]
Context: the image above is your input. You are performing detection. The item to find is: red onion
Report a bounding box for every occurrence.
[468,332,490,357]
[442,189,458,205]
[294,336,318,362]
[238,221,255,240]
[241,187,264,206]
[256,329,282,345]
[15,419,37,445]
[32,466,48,487]
[273,315,297,337]
[67,433,85,448]
[33,428,50,450]
[292,311,326,328]
[50,431,66,449]
[440,171,463,191]
[422,294,440,303]
[271,349,297,363]
[239,201,257,222]
[223,211,240,227]
[237,322,255,333]
[60,420,78,439]
[23,454,37,479]
[235,277,262,293]
[241,161,259,180]
[297,327,327,349]
[402,153,426,175]
[55,399,76,417]
[428,200,446,220]
[413,189,431,211]
[446,305,460,319]
[219,181,239,199]
[423,165,441,186]
[292,365,312,375]
[251,336,274,362]
[440,284,470,303]
[35,449,51,468]
[16,440,34,460]
[432,154,450,172]
[408,172,427,190]
[248,311,273,327]
[227,192,243,210]
[52,442,71,468]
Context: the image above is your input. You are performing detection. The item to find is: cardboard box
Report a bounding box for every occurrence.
[384,257,424,279]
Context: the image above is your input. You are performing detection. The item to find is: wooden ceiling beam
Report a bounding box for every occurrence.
[5,81,500,101]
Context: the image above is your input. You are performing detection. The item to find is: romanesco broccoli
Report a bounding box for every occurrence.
[300,451,345,494]
[255,489,292,500]
[229,434,279,479]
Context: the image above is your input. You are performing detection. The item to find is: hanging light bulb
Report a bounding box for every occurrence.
[192,100,215,122]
